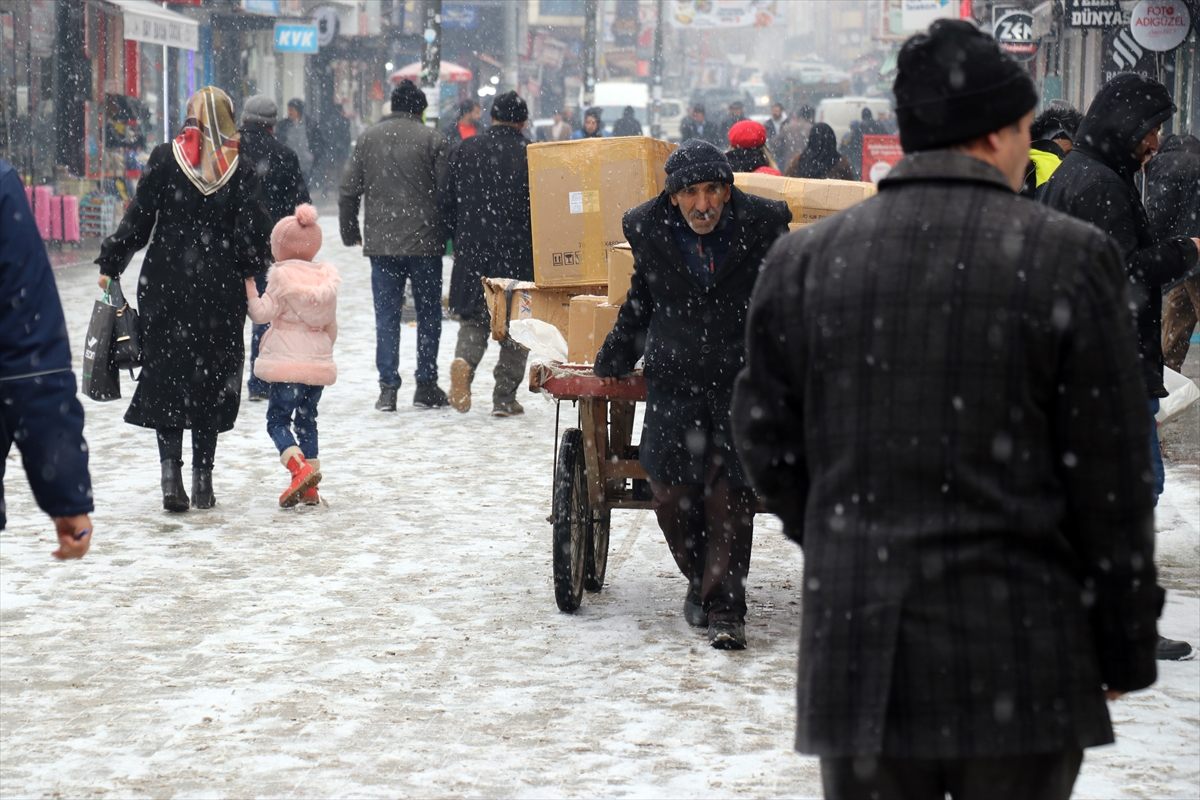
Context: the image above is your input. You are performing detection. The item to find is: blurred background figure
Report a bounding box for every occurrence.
[612,106,643,137]
[573,108,608,139]
[786,122,856,180]
[1146,134,1200,373]
[1021,103,1083,198]
[725,119,781,175]
[276,99,321,187]
[445,100,483,149]
[547,110,574,142]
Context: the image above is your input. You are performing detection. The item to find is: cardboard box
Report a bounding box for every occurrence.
[482,277,605,342]
[567,295,622,365]
[607,243,635,305]
[734,172,877,227]
[528,136,676,288]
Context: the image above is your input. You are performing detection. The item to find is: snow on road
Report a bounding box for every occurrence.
[2,218,1197,798]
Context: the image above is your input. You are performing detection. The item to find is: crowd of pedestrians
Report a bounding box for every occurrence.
[1,17,1198,799]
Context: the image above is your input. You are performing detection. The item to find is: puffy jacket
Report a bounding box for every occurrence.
[0,159,93,526]
[246,260,340,386]
[1041,73,1199,397]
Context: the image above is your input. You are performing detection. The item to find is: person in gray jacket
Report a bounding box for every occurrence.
[340,80,452,410]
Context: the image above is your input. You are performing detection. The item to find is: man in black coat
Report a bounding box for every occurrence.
[0,158,94,559]
[1041,75,1199,662]
[275,98,321,185]
[1145,134,1200,373]
[733,21,1161,798]
[238,95,311,401]
[439,91,535,417]
[594,140,791,650]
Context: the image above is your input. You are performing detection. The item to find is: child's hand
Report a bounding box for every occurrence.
[245,278,258,297]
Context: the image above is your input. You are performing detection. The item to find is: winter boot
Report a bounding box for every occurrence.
[449,358,472,413]
[491,400,525,417]
[413,382,450,409]
[301,459,321,506]
[160,459,190,513]
[191,468,216,509]
[683,585,708,628]
[280,446,321,508]
[708,620,747,651]
[375,381,399,412]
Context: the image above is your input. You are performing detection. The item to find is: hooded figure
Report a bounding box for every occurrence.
[1146,135,1200,374]
[612,105,643,137]
[1041,76,1198,402]
[96,87,273,512]
[785,122,856,180]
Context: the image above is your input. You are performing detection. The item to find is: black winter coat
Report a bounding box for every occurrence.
[1145,134,1200,241]
[97,144,272,432]
[238,124,311,226]
[0,159,92,527]
[732,152,1159,759]
[594,188,790,486]
[439,125,534,318]
[1041,74,1198,397]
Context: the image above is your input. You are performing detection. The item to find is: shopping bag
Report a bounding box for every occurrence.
[1156,367,1200,426]
[107,279,142,370]
[80,293,120,401]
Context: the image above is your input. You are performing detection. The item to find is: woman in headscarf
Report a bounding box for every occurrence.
[725,119,781,175]
[785,122,857,181]
[96,87,271,512]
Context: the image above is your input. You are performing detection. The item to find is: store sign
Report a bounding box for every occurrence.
[1103,26,1156,81]
[312,6,340,47]
[274,23,319,53]
[666,0,781,29]
[1129,0,1191,51]
[443,5,477,29]
[242,0,279,14]
[900,0,958,32]
[862,135,903,184]
[1064,0,1123,28]
[122,7,199,51]
[994,10,1038,61]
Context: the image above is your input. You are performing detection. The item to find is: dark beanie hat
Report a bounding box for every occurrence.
[665,139,734,194]
[491,91,529,123]
[391,80,428,115]
[893,19,1038,152]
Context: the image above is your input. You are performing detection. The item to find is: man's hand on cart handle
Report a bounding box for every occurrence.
[599,376,622,387]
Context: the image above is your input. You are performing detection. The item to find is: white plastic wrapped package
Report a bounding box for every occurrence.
[1156,366,1200,426]
[507,318,568,365]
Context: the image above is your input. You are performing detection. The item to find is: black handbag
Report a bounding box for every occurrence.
[81,293,121,401]
[107,279,142,370]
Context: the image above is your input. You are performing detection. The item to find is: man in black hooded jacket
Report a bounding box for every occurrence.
[1041,73,1200,663]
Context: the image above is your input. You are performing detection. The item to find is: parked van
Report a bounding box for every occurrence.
[588,82,650,134]
[816,97,893,141]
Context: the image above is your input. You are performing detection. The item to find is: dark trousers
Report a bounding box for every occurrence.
[820,750,1083,800]
[454,304,528,405]
[370,255,443,387]
[248,274,270,395]
[649,462,754,623]
[266,382,323,459]
[156,427,218,469]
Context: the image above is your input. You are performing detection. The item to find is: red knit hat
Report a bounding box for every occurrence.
[271,204,322,262]
[728,119,768,149]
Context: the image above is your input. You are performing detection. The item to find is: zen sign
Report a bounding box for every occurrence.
[274,23,319,53]
[994,10,1037,62]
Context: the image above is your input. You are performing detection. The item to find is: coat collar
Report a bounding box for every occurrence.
[646,186,763,290]
[878,151,1014,193]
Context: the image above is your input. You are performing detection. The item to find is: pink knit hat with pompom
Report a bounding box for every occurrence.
[271,204,322,262]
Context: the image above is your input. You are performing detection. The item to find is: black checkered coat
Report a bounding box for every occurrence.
[731,152,1160,759]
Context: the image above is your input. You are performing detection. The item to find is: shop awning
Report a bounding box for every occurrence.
[110,0,199,51]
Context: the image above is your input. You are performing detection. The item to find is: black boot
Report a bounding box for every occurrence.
[413,382,449,408]
[161,460,189,512]
[192,468,215,509]
[375,381,399,412]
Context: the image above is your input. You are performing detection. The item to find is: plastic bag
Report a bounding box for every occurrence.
[1156,366,1200,426]
[507,319,568,364]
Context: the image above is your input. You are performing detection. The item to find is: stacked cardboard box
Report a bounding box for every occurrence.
[567,295,622,365]
[733,172,877,230]
[481,278,605,342]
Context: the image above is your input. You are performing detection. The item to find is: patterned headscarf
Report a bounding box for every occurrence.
[172,87,241,196]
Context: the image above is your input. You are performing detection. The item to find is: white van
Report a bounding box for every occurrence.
[816,97,893,142]
[589,82,650,134]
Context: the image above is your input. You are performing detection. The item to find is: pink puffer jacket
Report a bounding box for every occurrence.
[246,259,340,386]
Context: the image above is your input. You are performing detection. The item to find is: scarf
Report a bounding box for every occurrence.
[172,87,241,196]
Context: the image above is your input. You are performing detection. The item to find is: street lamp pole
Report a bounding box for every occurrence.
[419,0,442,127]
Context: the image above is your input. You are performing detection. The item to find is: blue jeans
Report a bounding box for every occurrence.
[266,382,324,459]
[1149,398,1164,501]
[370,255,442,387]
[248,274,270,396]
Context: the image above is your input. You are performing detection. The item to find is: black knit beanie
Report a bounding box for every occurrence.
[893,19,1038,152]
[665,139,734,194]
[491,91,529,123]
[391,80,428,115]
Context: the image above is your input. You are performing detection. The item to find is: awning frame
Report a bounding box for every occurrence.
[108,0,200,51]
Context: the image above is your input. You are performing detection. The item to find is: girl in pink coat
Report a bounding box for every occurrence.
[245,204,340,507]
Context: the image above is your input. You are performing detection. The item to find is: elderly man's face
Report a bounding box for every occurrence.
[670,181,731,235]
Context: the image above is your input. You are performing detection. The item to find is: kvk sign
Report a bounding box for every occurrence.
[274,23,319,53]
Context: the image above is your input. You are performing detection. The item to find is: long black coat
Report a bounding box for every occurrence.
[1041,74,1198,397]
[732,152,1159,759]
[439,125,534,318]
[97,144,272,432]
[238,124,311,226]
[594,188,790,486]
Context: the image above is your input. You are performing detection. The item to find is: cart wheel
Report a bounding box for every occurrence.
[552,428,588,612]
[584,510,610,593]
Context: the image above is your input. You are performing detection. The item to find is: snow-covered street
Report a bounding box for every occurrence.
[2,217,1198,798]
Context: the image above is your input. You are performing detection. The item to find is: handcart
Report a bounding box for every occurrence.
[530,363,651,613]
